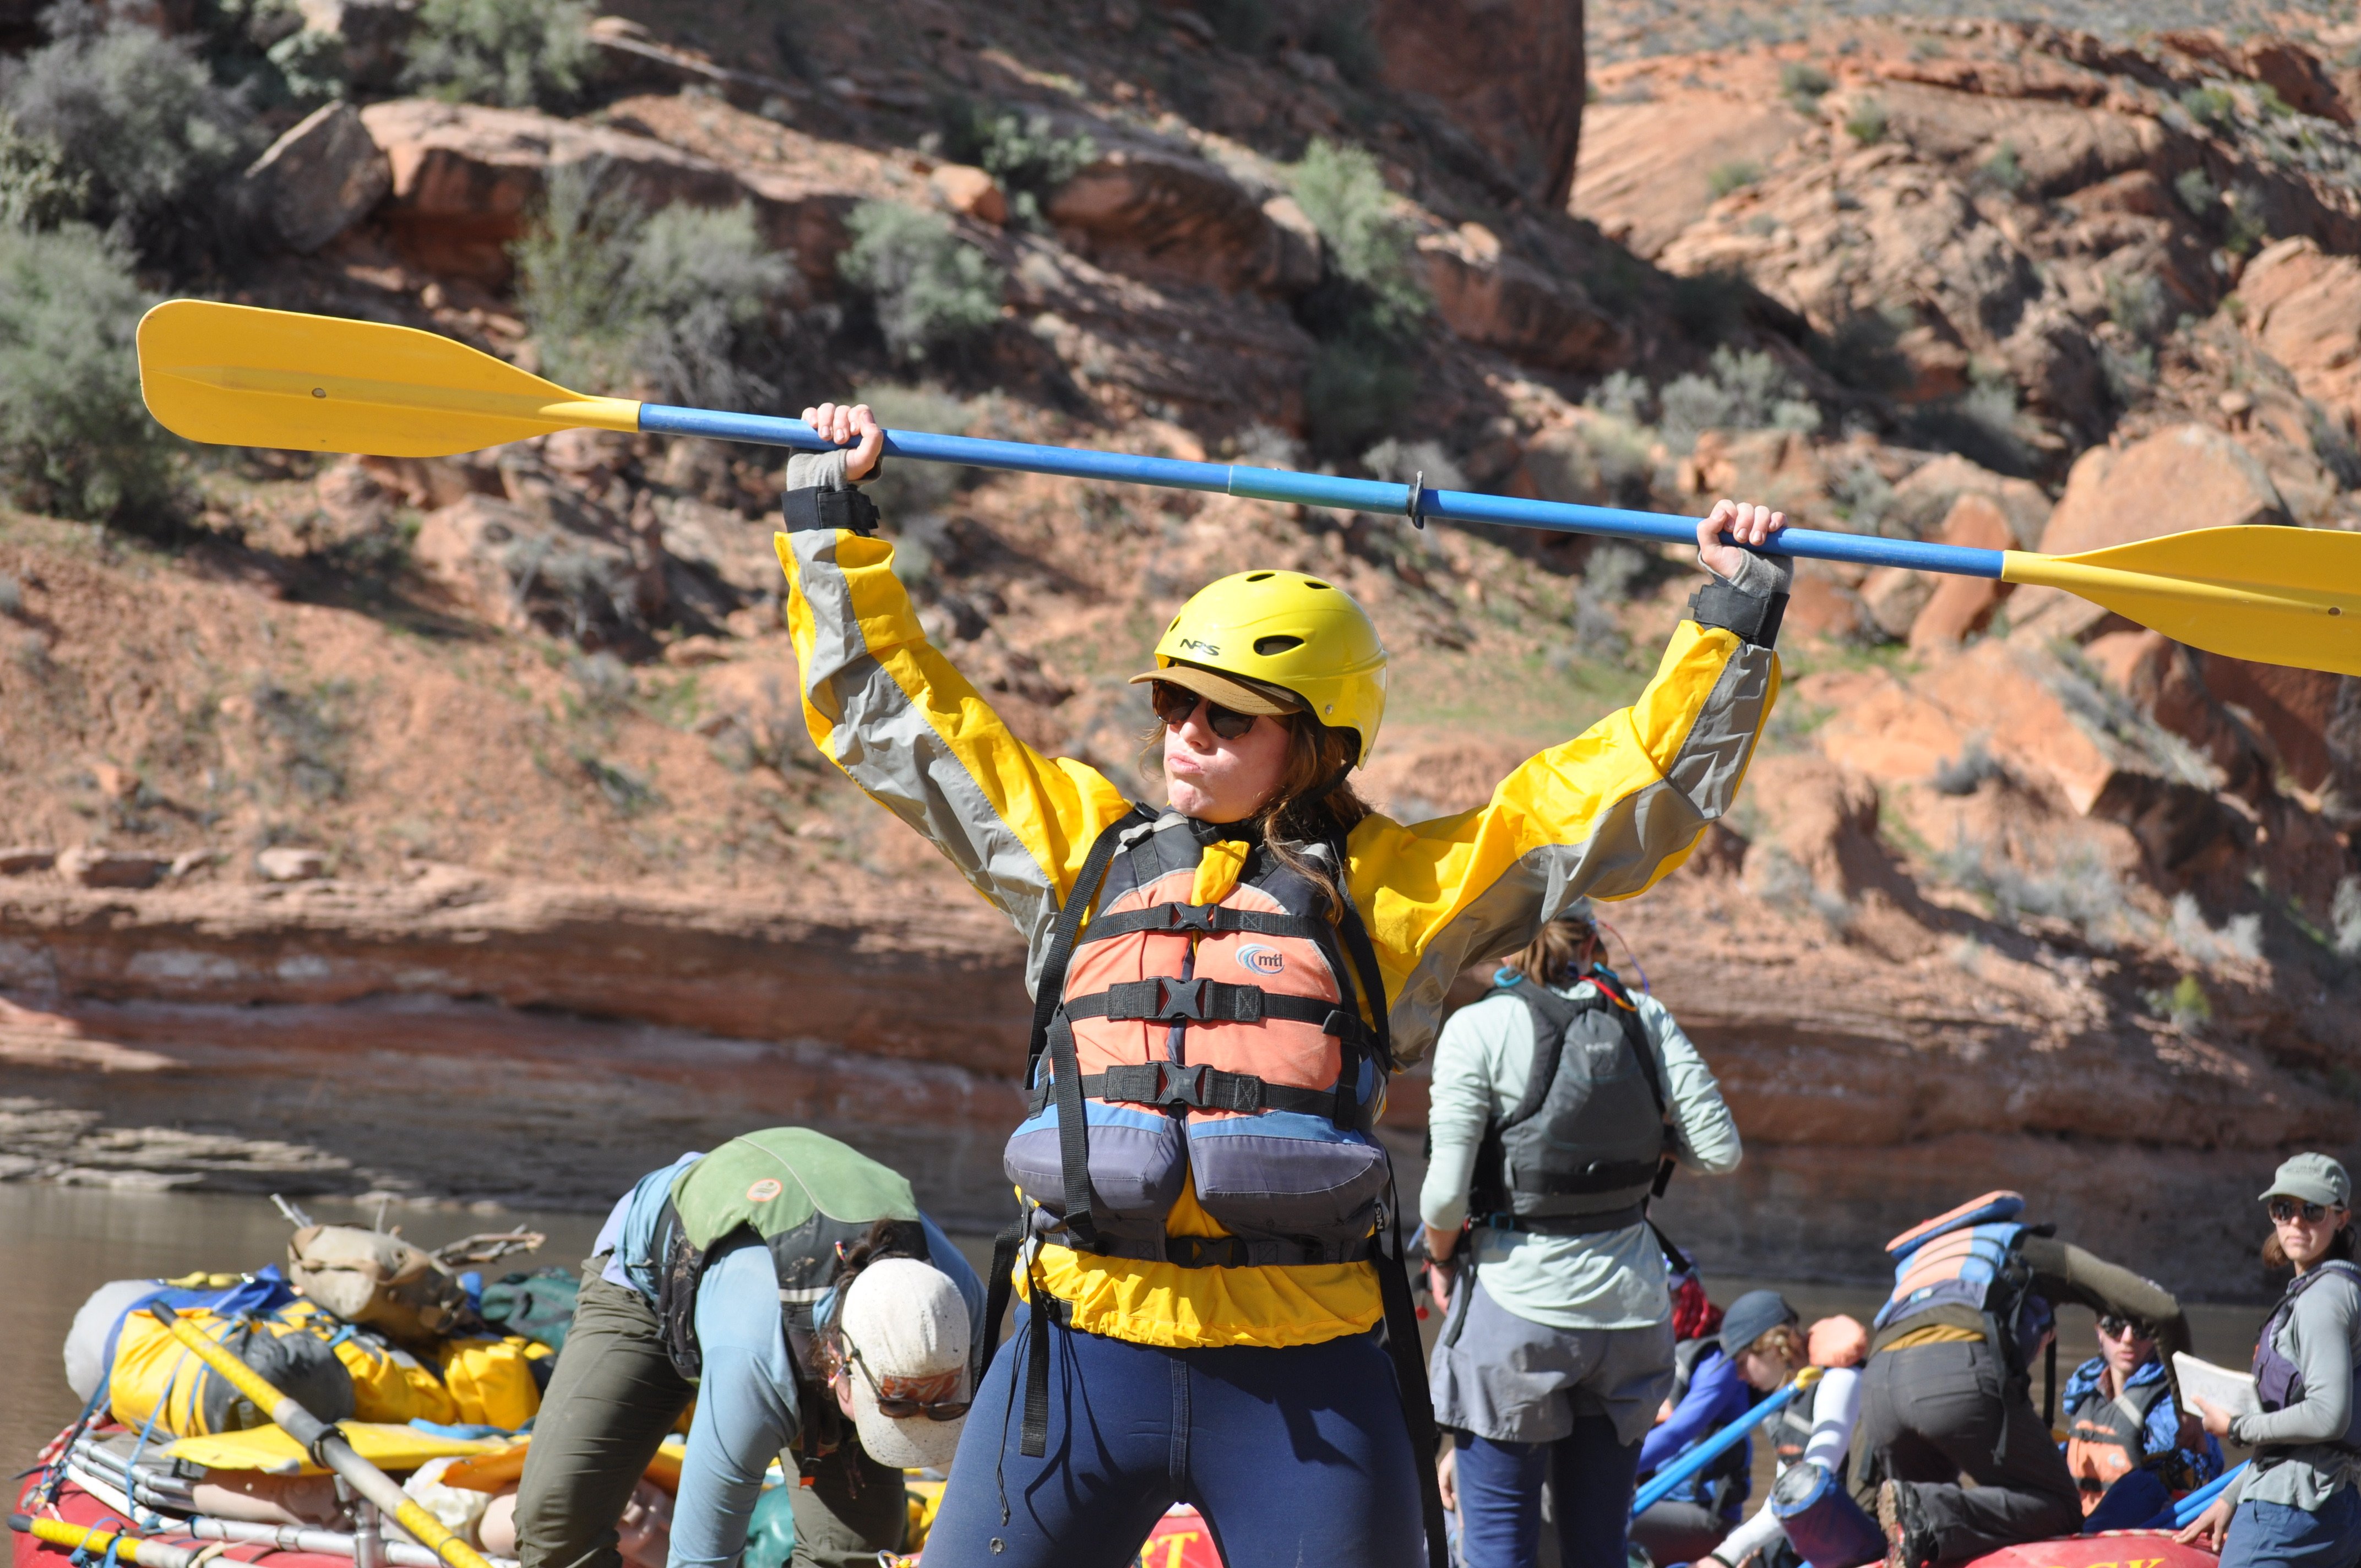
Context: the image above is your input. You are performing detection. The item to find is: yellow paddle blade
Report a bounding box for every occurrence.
[137,300,641,458]
[2001,525,2361,676]
[164,1422,502,1476]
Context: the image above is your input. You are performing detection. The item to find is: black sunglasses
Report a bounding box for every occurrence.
[842,1340,971,1422]
[2270,1197,2332,1224]
[1150,680,1258,741]
[2096,1314,2146,1340]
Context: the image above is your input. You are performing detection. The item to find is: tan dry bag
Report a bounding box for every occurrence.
[287,1225,471,1343]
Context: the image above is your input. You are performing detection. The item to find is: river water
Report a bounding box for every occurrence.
[0,1188,2275,1484]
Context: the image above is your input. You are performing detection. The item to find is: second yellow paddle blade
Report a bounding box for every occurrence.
[2004,524,2361,676]
[137,300,642,458]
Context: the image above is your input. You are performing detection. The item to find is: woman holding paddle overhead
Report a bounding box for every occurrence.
[771,400,1791,1568]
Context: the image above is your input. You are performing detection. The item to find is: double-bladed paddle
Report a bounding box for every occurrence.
[134,300,2359,676]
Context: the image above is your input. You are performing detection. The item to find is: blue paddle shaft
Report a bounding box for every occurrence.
[2172,1461,2247,1526]
[1628,1378,1809,1518]
[637,404,2007,580]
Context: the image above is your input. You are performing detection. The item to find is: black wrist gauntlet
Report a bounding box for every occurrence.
[1687,581,1788,647]
[781,486,880,536]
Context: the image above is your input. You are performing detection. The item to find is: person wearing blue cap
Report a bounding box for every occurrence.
[2177,1153,2361,1568]
[1630,1290,1796,1564]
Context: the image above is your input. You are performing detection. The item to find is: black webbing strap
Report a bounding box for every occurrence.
[1062,977,1370,1042]
[1375,1166,1450,1568]
[780,485,881,536]
[1025,806,1154,1079]
[1510,1157,1666,1196]
[1028,1060,1372,1131]
[1326,832,1395,1072]
[1072,902,1331,945]
[1047,1015,1099,1252]
[972,1214,1024,1393]
[1020,1256,1059,1458]
[1479,1200,1651,1235]
[1687,579,1788,647]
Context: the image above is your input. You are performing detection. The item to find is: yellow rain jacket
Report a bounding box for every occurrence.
[775,476,1780,1350]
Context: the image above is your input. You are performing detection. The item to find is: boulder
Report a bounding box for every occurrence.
[1860,567,1935,641]
[1907,494,2016,651]
[56,850,165,891]
[0,848,56,876]
[257,847,329,883]
[1373,0,1586,207]
[1416,222,1620,369]
[1573,90,1811,257]
[1887,455,2050,547]
[240,101,391,254]
[2237,237,2361,429]
[1045,145,1308,295]
[2238,37,2352,126]
[359,100,746,282]
[412,493,645,644]
[2038,424,2291,557]
[929,163,1006,226]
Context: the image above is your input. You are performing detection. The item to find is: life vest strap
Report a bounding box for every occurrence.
[1510,1157,1666,1196]
[1073,902,1332,945]
[1063,1228,1378,1268]
[1065,976,1369,1044]
[1475,1200,1650,1235]
[1026,1060,1373,1131]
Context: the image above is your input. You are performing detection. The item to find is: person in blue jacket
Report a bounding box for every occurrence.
[2059,1309,2222,1532]
[1631,1291,1782,1565]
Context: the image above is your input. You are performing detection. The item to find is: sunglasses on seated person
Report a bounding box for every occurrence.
[1150,679,1261,741]
[2270,1197,2335,1224]
[2095,1315,2148,1342]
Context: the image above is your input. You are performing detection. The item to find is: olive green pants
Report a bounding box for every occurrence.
[514,1271,906,1568]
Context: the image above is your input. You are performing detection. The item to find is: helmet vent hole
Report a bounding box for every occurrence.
[1306,580,1332,590]
[1253,635,1303,656]
[1245,571,1275,582]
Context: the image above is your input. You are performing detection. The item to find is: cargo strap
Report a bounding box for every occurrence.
[1075,1229,1377,1269]
[1478,1200,1650,1235]
[1026,1059,1374,1132]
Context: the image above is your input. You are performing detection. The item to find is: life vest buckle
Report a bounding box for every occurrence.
[1108,975,1266,1025]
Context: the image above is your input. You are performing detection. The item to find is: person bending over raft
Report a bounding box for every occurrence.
[1858,1190,2190,1568]
[1628,1291,1785,1566]
[2058,1299,2221,1531]
[1695,1298,1870,1568]
[1418,900,1744,1568]
[773,400,1793,1568]
[2178,1154,2361,1568]
[514,1129,984,1568]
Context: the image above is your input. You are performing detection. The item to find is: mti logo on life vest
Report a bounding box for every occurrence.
[1236,944,1285,976]
[746,1178,784,1202]
[1175,638,1221,657]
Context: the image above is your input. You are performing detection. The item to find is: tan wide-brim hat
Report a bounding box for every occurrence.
[1129,660,1307,718]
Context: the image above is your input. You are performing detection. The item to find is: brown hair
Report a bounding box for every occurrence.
[1506,909,1602,987]
[2263,1221,2357,1270]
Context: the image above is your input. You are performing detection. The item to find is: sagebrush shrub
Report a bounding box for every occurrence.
[401,0,592,110]
[0,221,178,524]
[0,8,257,257]
[1291,138,1426,336]
[516,166,793,409]
[838,200,1004,364]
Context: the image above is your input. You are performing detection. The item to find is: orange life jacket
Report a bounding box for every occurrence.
[1004,810,1390,1266]
[2064,1376,2167,1512]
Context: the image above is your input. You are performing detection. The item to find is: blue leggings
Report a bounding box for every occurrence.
[1455,1419,1645,1568]
[922,1307,1426,1568]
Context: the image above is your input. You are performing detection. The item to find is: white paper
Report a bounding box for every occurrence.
[2174,1352,2261,1420]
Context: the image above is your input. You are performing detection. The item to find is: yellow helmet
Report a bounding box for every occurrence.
[1134,570,1389,765]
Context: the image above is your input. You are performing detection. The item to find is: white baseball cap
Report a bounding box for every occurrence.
[836,1258,971,1469]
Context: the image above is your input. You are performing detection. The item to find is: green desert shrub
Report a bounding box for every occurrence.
[401,0,592,110]
[837,200,1004,365]
[937,101,1096,227]
[1291,137,1426,335]
[1656,346,1821,451]
[516,166,793,409]
[0,221,178,524]
[0,9,258,259]
[1288,138,1430,456]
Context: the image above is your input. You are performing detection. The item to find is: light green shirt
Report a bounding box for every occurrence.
[1418,976,1742,1331]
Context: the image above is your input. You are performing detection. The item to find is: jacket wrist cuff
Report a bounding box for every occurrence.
[782,486,881,535]
[1688,581,1788,647]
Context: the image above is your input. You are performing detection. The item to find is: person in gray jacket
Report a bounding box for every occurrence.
[1423,903,1743,1568]
[2179,1153,2361,1568]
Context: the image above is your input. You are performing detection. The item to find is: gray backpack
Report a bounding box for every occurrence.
[1468,972,1671,1233]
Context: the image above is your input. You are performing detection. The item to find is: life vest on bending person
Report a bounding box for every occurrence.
[1651,1339,1755,1515]
[1466,967,1670,1234]
[1874,1190,2053,1376]
[651,1129,932,1478]
[1004,810,1391,1266]
[2251,1259,2361,1451]
[2063,1373,2172,1512]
